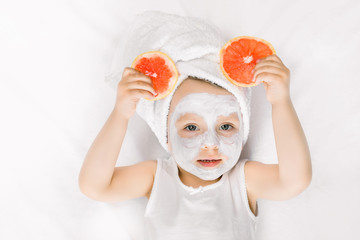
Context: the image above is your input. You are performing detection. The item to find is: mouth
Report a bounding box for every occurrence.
[197,159,222,167]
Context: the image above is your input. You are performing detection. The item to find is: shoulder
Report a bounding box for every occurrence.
[230,158,252,175]
[242,159,278,191]
[243,159,259,173]
[243,159,279,184]
[229,159,262,197]
[242,159,298,201]
[144,159,158,167]
[144,156,172,177]
[139,160,157,200]
[90,159,160,203]
[143,159,158,177]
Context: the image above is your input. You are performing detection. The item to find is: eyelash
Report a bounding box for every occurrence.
[184,124,234,131]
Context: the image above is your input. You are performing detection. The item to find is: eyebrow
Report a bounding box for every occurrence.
[218,114,240,122]
[177,113,240,123]
[176,114,202,123]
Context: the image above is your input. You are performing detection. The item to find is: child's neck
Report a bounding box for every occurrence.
[177,165,222,188]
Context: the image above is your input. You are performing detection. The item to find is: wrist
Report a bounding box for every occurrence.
[271,97,292,108]
[112,107,131,121]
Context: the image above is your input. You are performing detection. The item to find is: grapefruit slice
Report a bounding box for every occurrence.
[220,36,276,87]
[131,51,178,101]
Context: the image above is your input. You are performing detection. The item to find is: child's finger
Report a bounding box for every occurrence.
[129,89,156,100]
[255,72,282,84]
[253,65,285,78]
[127,81,157,95]
[263,54,284,64]
[254,60,283,71]
[123,67,153,84]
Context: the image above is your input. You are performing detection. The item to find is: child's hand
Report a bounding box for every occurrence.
[114,67,156,119]
[253,54,291,105]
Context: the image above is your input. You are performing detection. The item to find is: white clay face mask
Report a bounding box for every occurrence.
[168,92,244,181]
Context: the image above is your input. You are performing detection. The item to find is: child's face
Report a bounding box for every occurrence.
[167,78,244,180]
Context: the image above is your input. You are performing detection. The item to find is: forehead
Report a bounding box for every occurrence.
[176,112,240,122]
[169,78,233,115]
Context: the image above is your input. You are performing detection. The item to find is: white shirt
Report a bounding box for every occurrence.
[144,155,259,240]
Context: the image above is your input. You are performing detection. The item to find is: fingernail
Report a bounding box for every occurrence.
[256,59,260,63]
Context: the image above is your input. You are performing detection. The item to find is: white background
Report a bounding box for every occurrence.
[1,0,359,239]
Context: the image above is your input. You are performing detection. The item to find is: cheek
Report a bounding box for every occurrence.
[218,131,242,145]
[176,134,203,149]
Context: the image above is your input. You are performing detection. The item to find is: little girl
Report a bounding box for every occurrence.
[79,11,312,240]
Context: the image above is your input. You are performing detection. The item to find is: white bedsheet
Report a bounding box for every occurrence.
[1,0,359,239]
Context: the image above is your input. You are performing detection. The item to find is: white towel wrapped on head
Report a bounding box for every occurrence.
[105,10,252,153]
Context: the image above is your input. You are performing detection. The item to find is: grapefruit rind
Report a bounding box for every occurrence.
[220,36,276,87]
[131,51,178,101]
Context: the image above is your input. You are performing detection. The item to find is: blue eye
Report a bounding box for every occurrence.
[184,124,234,131]
[184,125,198,131]
[220,124,233,131]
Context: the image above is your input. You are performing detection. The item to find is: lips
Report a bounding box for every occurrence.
[197,159,222,167]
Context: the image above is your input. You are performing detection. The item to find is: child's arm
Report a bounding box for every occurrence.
[271,96,312,190]
[78,67,157,202]
[254,54,312,192]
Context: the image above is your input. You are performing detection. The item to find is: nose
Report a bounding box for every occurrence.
[201,144,219,150]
